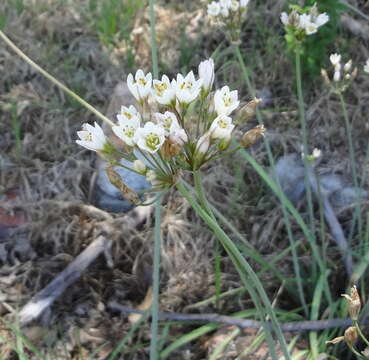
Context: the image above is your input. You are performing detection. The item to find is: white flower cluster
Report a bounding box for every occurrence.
[364,59,369,74]
[207,0,250,18]
[76,58,252,190]
[281,4,329,36]
[321,53,357,92]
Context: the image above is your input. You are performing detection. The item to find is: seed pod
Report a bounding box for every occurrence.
[344,326,358,346]
[240,125,266,148]
[238,98,262,123]
[342,285,361,321]
[106,165,140,205]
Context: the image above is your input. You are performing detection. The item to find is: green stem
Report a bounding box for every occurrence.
[150,195,163,360]
[193,170,221,309]
[354,320,369,347]
[149,0,158,79]
[295,50,316,243]
[176,182,291,360]
[347,344,367,360]
[338,92,361,242]
[234,45,311,312]
[0,30,114,127]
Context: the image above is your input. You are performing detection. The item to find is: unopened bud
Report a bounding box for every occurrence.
[342,285,361,321]
[351,67,358,80]
[146,170,162,187]
[333,70,341,82]
[106,165,140,204]
[321,69,331,86]
[344,73,351,81]
[344,60,352,73]
[238,98,262,123]
[344,326,358,346]
[240,125,266,148]
[133,160,147,175]
[218,135,231,151]
[196,132,211,155]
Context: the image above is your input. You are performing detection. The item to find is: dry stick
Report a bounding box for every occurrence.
[108,302,368,332]
[19,235,111,325]
[306,165,354,277]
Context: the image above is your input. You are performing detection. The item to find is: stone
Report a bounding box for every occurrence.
[95,159,150,213]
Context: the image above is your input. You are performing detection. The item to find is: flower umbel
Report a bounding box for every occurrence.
[76,58,262,194]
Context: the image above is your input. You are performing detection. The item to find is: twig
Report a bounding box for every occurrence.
[108,301,369,332]
[306,164,354,277]
[19,235,111,325]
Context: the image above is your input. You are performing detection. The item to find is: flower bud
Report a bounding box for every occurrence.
[344,326,358,346]
[240,125,266,148]
[321,69,331,86]
[344,60,352,73]
[342,285,361,321]
[195,132,211,155]
[133,160,147,175]
[218,135,231,151]
[106,165,140,204]
[333,70,341,82]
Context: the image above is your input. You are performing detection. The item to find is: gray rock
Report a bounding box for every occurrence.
[330,187,368,208]
[95,159,150,213]
[272,153,368,208]
[271,153,305,204]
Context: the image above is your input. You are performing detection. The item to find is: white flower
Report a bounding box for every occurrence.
[133,159,147,174]
[173,71,203,105]
[299,14,318,35]
[76,122,107,152]
[195,132,211,155]
[117,105,141,122]
[134,122,165,154]
[207,1,221,16]
[169,127,188,146]
[214,86,239,116]
[315,13,329,27]
[230,0,239,11]
[220,4,230,17]
[364,59,369,74]
[198,58,215,93]
[280,12,289,25]
[209,115,235,139]
[154,111,180,135]
[127,69,152,102]
[312,148,322,159]
[240,0,250,9]
[112,115,140,147]
[152,75,176,106]
[329,53,341,67]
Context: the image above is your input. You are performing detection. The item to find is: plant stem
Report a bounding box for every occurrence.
[234,44,310,313]
[177,181,291,360]
[338,92,361,241]
[354,320,369,347]
[148,0,161,357]
[0,30,114,127]
[193,170,222,309]
[150,195,163,360]
[295,50,316,242]
[149,0,158,79]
